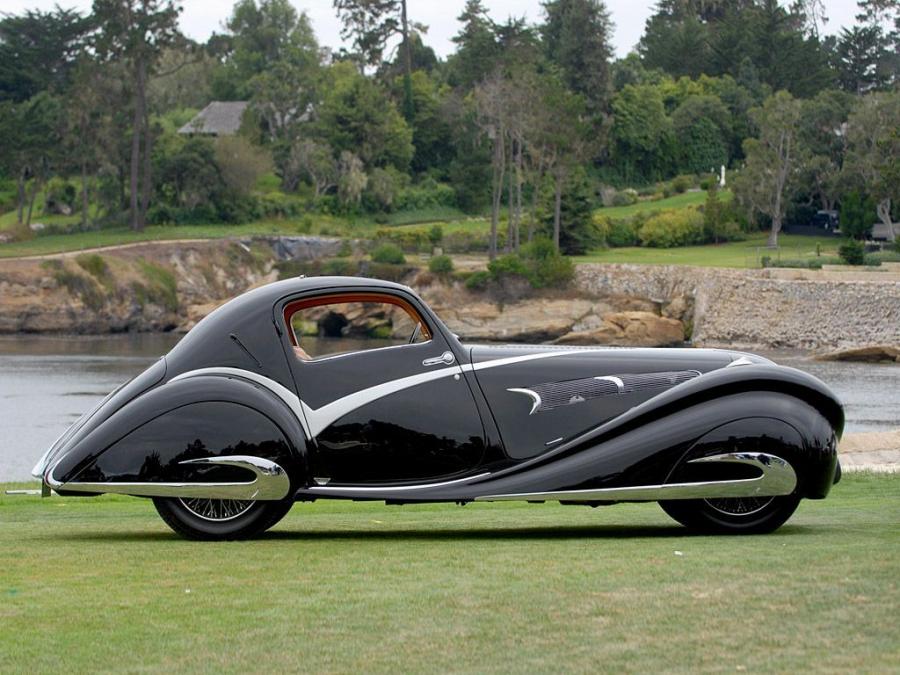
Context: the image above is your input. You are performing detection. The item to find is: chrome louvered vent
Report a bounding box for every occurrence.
[510,370,701,414]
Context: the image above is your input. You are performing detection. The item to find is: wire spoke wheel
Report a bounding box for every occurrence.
[703,496,775,516]
[178,497,254,522]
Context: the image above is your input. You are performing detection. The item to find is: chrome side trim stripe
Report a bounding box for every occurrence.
[474,453,797,502]
[507,388,542,415]
[463,349,612,373]
[47,455,290,501]
[309,472,491,493]
[170,367,313,439]
[166,350,637,441]
[301,366,462,437]
[594,375,624,392]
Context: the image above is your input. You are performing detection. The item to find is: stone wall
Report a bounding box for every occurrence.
[576,263,900,350]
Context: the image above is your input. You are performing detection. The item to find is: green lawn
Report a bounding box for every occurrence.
[576,233,842,268]
[1,473,897,672]
[595,189,722,221]
[0,214,489,259]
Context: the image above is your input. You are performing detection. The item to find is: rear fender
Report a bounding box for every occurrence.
[47,375,308,499]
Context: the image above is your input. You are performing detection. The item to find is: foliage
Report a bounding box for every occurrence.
[840,191,877,240]
[370,242,406,264]
[733,90,806,246]
[838,238,866,265]
[637,207,706,248]
[485,237,574,289]
[428,254,454,275]
[316,61,414,171]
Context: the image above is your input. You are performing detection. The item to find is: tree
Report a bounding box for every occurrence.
[212,0,320,100]
[474,73,512,259]
[798,89,854,211]
[316,61,413,171]
[282,139,337,196]
[733,90,806,247]
[843,91,900,241]
[0,93,63,231]
[609,84,674,183]
[832,25,889,93]
[93,0,182,231]
[0,8,93,102]
[541,0,613,118]
[333,0,420,119]
[448,0,499,89]
[671,94,732,173]
[337,151,367,207]
[839,191,876,240]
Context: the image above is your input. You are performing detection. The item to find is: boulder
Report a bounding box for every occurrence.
[816,345,900,363]
[439,298,594,342]
[556,311,684,347]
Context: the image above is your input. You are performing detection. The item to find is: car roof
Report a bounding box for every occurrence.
[164,276,417,375]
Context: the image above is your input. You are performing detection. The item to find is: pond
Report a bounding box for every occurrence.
[1,335,897,482]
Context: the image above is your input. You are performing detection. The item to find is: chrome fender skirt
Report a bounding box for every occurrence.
[47,455,290,501]
[474,452,796,502]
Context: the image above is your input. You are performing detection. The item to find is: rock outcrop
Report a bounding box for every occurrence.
[577,263,900,351]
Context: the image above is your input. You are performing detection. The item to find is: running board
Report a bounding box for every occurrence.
[475,452,796,502]
[45,455,290,501]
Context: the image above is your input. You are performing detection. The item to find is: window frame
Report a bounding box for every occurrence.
[281,291,434,363]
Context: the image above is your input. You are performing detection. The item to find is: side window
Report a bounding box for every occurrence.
[284,294,431,361]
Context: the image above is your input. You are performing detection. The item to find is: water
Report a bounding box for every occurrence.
[1,336,897,482]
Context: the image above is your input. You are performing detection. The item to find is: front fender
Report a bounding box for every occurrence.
[47,375,308,497]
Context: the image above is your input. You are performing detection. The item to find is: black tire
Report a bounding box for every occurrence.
[659,494,801,534]
[153,497,294,540]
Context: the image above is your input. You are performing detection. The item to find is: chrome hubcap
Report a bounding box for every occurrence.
[704,496,775,517]
[178,497,254,522]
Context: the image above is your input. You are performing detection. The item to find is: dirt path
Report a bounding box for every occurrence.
[8,238,215,262]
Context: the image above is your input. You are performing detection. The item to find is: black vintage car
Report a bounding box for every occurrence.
[33,277,843,539]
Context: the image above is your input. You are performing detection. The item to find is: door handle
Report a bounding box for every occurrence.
[423,351,455,367]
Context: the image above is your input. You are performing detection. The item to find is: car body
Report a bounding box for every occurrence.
[33,276,843,539]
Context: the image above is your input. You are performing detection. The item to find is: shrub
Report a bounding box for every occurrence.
[465,270,491,290]
[482,238,574,290]
[370,243,406,264]
[637,208,705,247]
[838,238,866,265]
[594,215,639,248]
[75,254,114,289]
[428,254,454,275]
[671,175,693,193]
[374,227,429,252]
[214,136,272,196]
[428,224,443,248]
[487,254,531,281]
[611,188,638,206]
[394,179,456,211]
[443,229,499,253]
[136,259,179,311]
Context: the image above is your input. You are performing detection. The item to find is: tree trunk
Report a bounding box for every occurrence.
[489,128,506,261]
[16,173,26,226]
[876,198,895,241]
[553,171,563,252]
[25,177,41,228]
[130,56,146,231]
[139,103,152,229]
[506,140,514,254]
[81,160,90,228]
[515,140,523,251]
[400,0,413,120]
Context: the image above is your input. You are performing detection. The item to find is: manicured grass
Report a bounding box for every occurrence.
[0,214,487,259]
[595,189,726,221]
[576,233,842,268]
[1,473,897,672]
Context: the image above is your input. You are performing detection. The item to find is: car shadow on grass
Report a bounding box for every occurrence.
[45,522,822,542]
